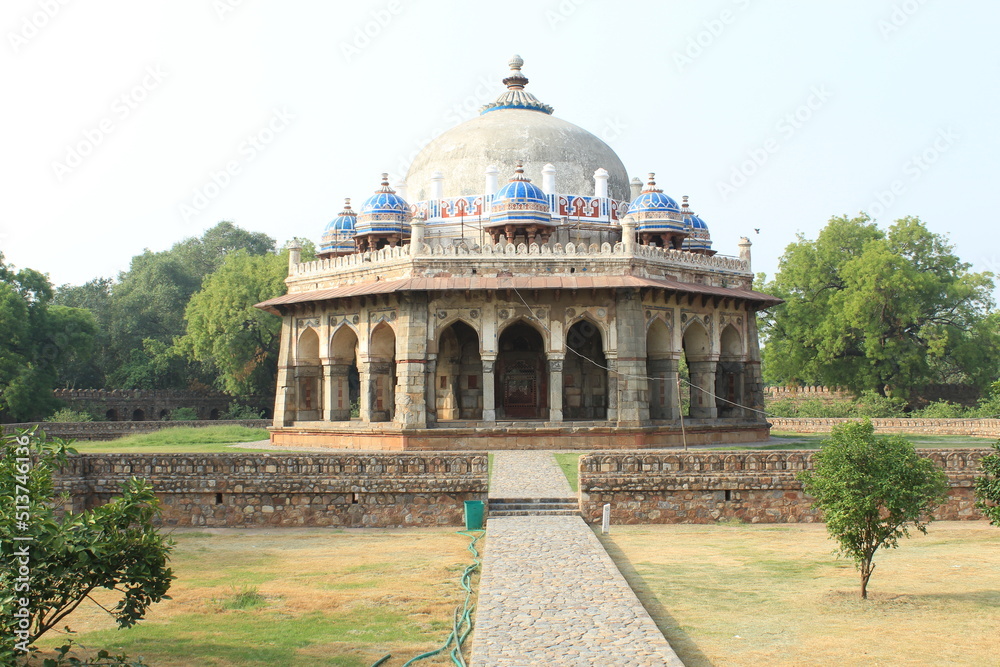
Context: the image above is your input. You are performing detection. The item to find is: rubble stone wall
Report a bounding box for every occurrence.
[579,449,988,525]
[54,453,488,528]
[769,418,1000,437]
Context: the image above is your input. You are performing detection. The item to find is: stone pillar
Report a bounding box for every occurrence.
[716,361,746,419]
[647,356,679,420]
[541,163,556,195]
[688,360,719,419]
[410,215,425,255]
[358,358,373,422]
[273,315,296,427]
[738,236,752,269]
[621,216,637,253]
[482,356,497,422]
[614,289,649,425]
[327,364,353,420]
[424,354,437,426]
[594,168,609,198]
[485,165,499,195]
[320,361,335,421]
[630,177,643,200]
[393,293,429,428]
[744,310,766,422]
[548,355,564,423]
[605,355,618,422]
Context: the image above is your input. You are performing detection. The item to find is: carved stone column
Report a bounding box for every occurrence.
[424,354,437,426]
[647,356,679,420]
[548,355,564,423]
[482,356,497,422]
[605,354,618,422]
[688,360,719,419]
[357,358,373,422]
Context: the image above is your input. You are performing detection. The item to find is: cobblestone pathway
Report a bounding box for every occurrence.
[473,453,684,666]
[489,450,573,498]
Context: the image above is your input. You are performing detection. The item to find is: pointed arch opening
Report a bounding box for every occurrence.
[329,325,361,420]
[682,319,714,419]
[436,321,483,420]
[646,318,677,420]
[564,318,607,420]
[716,323,746,418]
[368,322,396,422]
[295,327,322,421]
[496,320,547,420]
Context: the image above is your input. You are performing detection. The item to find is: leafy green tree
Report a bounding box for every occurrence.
[0,255,96,421]
[975,441,1000,526]
[53,278,114,388]
[179,243,311,397]
[0,429,173,663]
[800,420,949,599]
[762,215,999,397]
[105,223,276,390]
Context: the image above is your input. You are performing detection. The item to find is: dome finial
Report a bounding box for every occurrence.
[343,198,353,212]
[643,173,662,193]
[503,54,529,90]
[510,162,529,181]
[481,54,554,115]
[682,195,690,211]
[376,173,394,193]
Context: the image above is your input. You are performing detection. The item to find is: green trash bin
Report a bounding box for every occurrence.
[464,500,484,530]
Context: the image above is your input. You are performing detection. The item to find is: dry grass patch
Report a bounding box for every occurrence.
[35,528,478,666]
[600,521,1000,666]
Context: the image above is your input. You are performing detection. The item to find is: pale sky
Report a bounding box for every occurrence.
[3,1,999,295]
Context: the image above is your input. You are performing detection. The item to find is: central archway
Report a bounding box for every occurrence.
[496,321,547,420]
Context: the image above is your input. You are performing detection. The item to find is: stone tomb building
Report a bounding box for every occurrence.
[256,56,781,450]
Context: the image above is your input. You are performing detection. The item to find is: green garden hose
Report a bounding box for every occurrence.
[370,529,484,667]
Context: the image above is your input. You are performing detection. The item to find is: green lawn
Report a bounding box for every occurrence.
[68,426,273,454]
[553,452,581,492]
[34,529,475,666]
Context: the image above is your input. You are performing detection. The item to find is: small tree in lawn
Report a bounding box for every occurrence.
[799,420,949,599]
[975,441,1000,526]
[0,428,173,665]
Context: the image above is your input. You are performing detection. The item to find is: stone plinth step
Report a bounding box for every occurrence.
[488,497,579,518]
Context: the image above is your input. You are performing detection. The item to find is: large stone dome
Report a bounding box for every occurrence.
[405,56,630,202]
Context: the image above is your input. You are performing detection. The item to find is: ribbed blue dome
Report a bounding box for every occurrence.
[627,175,679,215]
[489,164,552,227]
[324,199,357,234]
[493,178,547,206]
[689,214,708,230]
[355,174,411,237]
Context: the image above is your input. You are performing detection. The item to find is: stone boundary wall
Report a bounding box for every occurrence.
[2,420,271,441]
[53,453,488,528]
[769,418,1000,437]
[579,448,989,525]
[52,388,273,422]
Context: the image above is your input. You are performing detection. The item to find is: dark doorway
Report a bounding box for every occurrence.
[497,321,547,419]
[564,319,607,420]
[131,409,145,421]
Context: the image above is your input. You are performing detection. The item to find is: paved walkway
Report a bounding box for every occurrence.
[473,452,684,666]
[489,450,573,499]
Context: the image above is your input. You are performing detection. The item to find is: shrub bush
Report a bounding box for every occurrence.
[43,408,94,422]
[167,407,199,421]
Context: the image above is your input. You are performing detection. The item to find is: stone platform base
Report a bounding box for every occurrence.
[268,421,771,451]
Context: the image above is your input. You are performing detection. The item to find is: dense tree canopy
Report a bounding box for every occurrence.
[0,255,96,421]
[761,215,999,397]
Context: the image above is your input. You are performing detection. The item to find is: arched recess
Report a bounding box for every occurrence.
[105,409,118,422]
[682,319,715,419]
[496,320,547,420]
[436,320,483,420]
[131,408,145,421]
[716,323,745,418]
[295,327,322,421]
[646,318,676,420]
[329,325,361,420]
[368,322,396,422]
[564,318,607,420]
